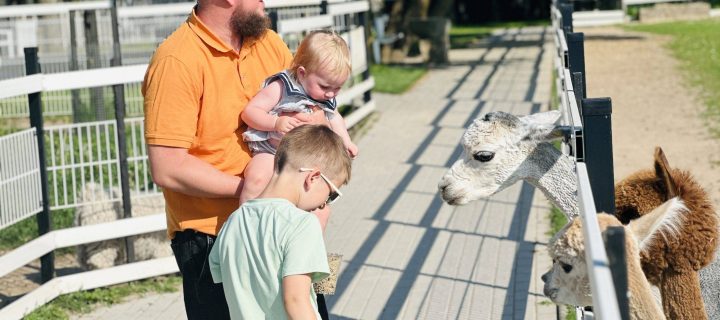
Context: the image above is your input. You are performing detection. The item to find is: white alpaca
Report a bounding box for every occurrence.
[437,110,718,319]
[75,183,171,270]
[543,197,687,320]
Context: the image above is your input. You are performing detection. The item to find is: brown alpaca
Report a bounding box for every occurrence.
[615,147,719,320]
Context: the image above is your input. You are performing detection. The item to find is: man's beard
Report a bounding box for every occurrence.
[230,8,270,40]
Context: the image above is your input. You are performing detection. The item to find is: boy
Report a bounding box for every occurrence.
[209,125,352,319]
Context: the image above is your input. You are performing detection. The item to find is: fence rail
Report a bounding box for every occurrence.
[552,1,625,319]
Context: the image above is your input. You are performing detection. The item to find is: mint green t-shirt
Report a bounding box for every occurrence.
[209,198,330,319]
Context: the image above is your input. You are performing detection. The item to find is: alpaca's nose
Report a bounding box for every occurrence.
[541,271,549,283]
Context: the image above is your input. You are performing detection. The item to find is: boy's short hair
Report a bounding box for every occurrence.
[275,125,352,184]
[289,30,352,80]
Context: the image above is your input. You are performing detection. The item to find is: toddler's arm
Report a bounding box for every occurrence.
[329,110,358,158]
[242,80,305,134]
[282,274,316,319]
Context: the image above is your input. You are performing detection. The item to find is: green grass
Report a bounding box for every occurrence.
[548,206,569,236]
[370,64,427,94]
[0,209,75,252]
[624,19,720,136]
[450,20,550,49]
[25,276,181,320]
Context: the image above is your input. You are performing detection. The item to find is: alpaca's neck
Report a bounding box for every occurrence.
[625,241,666,320]
[523,144,579,218]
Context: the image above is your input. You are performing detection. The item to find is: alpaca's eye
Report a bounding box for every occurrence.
[473,151,495,162]
[561,262,573,273]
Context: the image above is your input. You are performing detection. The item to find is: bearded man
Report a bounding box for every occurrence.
[142,0,323,318]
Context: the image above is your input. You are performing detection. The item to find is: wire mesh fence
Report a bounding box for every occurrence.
[0,128,43,230]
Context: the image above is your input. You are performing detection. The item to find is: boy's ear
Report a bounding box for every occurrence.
[303,169,321,191]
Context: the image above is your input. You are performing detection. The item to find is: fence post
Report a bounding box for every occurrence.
[83,10,106,120]
[69,10,82,123]
[110,0,134,264]
[566,32,586,109]
[25,47,54,283]
[357,6,372,104]
[604,226,631,320]
[581,97,616,214]
[559,2,573,34]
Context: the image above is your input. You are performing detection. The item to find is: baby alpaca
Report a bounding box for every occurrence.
[543,198,687,320]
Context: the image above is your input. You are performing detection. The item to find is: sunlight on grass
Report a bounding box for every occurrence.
[450,20,550,49]
[370,64,427,94]
[625,19,720,136]
[25,276,181,320]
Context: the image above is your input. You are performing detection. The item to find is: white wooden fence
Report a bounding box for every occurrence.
[552,4,623,320]
[0,1,374,318]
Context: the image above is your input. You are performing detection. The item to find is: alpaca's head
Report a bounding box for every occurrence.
[438,110,563,205]
[542,216,595,307]
[542,198,687,308]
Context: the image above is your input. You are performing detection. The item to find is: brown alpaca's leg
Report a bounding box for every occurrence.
[660,271,707,320]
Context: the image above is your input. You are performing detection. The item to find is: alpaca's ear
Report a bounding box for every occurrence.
[654,147,677,199]
[520,110,561,126]
[627,197,687,253]
[522,124,566,142]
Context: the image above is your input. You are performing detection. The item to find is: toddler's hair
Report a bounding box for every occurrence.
[289,30,352,79]
[275,125,352,184]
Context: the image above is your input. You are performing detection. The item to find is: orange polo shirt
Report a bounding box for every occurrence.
[143,10,293,238]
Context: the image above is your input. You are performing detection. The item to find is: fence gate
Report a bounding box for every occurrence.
[0,128,42,230]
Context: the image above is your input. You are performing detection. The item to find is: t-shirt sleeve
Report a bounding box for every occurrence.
[282,215,330,282]
[142,55,202,148]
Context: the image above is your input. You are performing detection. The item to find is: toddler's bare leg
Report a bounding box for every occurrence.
[239,153,275,204]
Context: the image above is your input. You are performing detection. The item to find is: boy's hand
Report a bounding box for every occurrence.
[346,142,359,159]
[274,116,303,134]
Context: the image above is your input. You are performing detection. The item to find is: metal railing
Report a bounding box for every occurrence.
[551,1,627,319]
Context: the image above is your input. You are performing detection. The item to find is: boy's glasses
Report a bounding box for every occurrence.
[299,168,343,205]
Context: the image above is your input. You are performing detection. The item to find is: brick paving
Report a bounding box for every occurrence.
[60,26,557,320]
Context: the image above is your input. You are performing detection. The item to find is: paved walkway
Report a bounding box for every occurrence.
[72,26,556,320]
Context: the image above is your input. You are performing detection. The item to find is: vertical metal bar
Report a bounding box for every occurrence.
[69,10,82,123]
[604,226,630,320]
[566,32,586,102]
[357,6,372,104]
[559,3,573,34]
[581,97,616,215]
[25,47,54,283]
[84,10,105,120]
[110,0,134,264]
[269,11,279,32]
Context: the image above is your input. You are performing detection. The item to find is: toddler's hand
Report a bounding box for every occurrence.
[274,116,302,134]
[346,142,359,159]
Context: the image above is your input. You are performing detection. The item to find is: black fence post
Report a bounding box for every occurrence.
[269,11,278,32]
[69,10,82,123]
[559,2,573,34]
[566,32,587,108]
[25,47,55,283]
[357,7,372,104]
[605,226,631,320]
[581,97,616,215]
[110,0,134,264]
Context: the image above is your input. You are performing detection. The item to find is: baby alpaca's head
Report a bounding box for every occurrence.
[275,125,352,210]
[290,30,352,101]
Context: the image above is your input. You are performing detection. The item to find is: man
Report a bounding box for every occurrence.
[142,0,322,318]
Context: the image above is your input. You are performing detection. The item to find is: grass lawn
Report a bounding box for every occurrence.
[370,64,427,94]
[625,19,720,136]
[25,276,181,320]
[450,20,550,49]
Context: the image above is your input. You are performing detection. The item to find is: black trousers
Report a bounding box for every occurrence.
[171,229,330,320]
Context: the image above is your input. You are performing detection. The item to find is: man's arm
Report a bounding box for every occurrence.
[282,274,316,320]
[148,145,242,198]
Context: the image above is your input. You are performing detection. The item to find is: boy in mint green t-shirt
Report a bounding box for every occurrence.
[209,125,352,319]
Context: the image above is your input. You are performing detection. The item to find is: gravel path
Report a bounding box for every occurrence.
[580,26,720,209]
[580,25,720,318]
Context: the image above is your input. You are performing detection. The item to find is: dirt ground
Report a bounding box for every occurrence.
[579,26,720,210]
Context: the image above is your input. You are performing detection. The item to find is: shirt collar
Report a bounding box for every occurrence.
[187,8,235,53]
[187,8,264,56]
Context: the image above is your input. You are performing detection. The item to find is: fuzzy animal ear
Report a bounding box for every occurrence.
[627,197,687,252]
[653,147,677,199]
[520,110,561,126]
